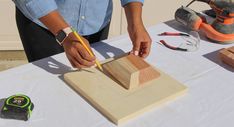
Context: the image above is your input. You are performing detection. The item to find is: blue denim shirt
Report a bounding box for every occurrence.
[13,0,144,35]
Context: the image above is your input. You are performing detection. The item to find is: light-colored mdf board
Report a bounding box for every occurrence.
[102,54,160,90]
[64,57,187,125]
[219,46,234,68]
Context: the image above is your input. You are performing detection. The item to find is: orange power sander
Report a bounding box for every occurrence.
[175,0,234,43]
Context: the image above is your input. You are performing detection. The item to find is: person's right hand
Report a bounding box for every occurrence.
[62,33,96,69]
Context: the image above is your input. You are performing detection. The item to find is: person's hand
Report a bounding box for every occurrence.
[63,33,96,69]
[128,24,152,58]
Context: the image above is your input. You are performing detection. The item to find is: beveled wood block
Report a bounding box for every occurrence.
[219,46,234,68]
[102,54,160,90]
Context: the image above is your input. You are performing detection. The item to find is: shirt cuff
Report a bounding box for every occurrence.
[120,0,144,7]
[25,0,58,19]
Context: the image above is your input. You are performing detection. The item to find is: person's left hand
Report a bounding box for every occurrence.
[128,24,152,58]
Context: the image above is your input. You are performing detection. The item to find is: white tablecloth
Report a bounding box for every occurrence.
[0,21,233,127]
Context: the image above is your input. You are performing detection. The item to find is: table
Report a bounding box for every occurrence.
[0,20,234,127]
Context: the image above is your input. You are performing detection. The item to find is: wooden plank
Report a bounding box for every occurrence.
[64,56,187,125]
[102,54,160,90]
[219,46,234,68]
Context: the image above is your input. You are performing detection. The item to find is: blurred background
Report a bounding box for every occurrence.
[0,0,210,71]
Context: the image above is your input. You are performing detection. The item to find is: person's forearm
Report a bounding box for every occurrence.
[123,2,152,58]
[124,2,143,28]
[39,10,69,35]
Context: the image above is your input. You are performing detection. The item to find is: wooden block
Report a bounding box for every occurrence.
[102,54,160,90]
[219,46,234,68]
[227,46,234,54]
[64,57,187,125]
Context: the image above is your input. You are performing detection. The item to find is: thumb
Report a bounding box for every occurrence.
[132,40,141,56]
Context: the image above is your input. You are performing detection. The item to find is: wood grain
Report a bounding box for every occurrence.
[64,56,187,125]
[219,46,234,68]
[228,46,234,54]
[102,54,160,90]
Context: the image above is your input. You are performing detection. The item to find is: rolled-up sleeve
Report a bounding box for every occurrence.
[120,0,144,7]
[25,0,57,19]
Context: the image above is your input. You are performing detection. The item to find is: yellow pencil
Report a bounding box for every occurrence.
[72,29,103,71]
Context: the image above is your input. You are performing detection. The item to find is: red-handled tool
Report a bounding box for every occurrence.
[159,40,188,51]
[158,32,190,37]
[157,31,200,52]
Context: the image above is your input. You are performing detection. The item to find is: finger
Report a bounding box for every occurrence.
[77,45,96,62]
[74,50,95,67]
[141,44,151,58]
[140,41,152,58]
[132,40,141,56]
[79,39,96,62]
[85,41,95,55]
[70,60,76,68]
[129,51,134,55]
[70,55,89,68]
[69,56,86,69]
[66,54,75,68]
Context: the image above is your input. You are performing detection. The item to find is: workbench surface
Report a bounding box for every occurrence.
[0,21,234,127]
